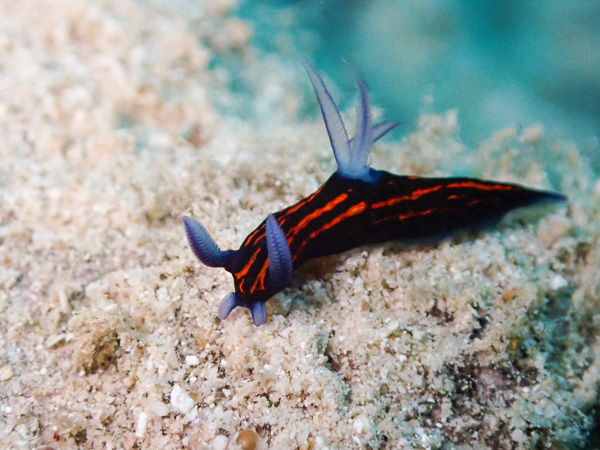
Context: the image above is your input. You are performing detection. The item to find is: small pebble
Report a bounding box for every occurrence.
[135,412,147,438]
[353,417,366,434]
[151,402,169,417]
[0,364,13,381]
[185,355,200,366]
[236,428,259,450]
[170,384,196,415]
[511,428,525,443]
[212,435,228,450]
[551,274,568,290]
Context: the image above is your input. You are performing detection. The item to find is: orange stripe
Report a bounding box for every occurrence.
[286,193,348,239]
[250,263,268,293]
[249,256,269,293]
[243,224,265,247]
[244,186,332,250]
[398,207,438,220]
[278,201,308,228]
[446,181,516,191]
[283,184,324,217]
[373,207,439,225]
[321,202,367,232]
[235,247,261,278]
[372,185,443,209]
[372,181,516,210]
[294,202,367,259]
[240,192,350,294]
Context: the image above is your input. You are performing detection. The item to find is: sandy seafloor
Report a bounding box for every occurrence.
[1,1,600,449]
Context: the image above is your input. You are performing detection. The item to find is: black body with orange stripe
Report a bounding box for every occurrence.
[231,169,560,302]
[183,62,566,326]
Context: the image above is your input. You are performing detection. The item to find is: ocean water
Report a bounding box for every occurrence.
[237,0,599,169]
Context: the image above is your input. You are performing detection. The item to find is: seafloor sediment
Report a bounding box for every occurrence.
[1,1,599,449]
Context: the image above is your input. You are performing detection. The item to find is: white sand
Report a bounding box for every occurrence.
[1,1,599,448]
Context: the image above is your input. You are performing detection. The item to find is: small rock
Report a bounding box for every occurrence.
[170,384,196,415]
[0,364,13,381]
[551,274,568,290]
[511,428,525,443]
[185,355,200,366]
[151,402,169,417]
[212,435,229,450]
[236,428,259,450]
[135,412,148,438]
[353,417,366,434]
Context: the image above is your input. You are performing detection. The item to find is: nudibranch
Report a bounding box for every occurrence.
[183,63,566,326]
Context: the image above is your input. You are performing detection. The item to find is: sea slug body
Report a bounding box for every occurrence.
[183,62,566,326]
